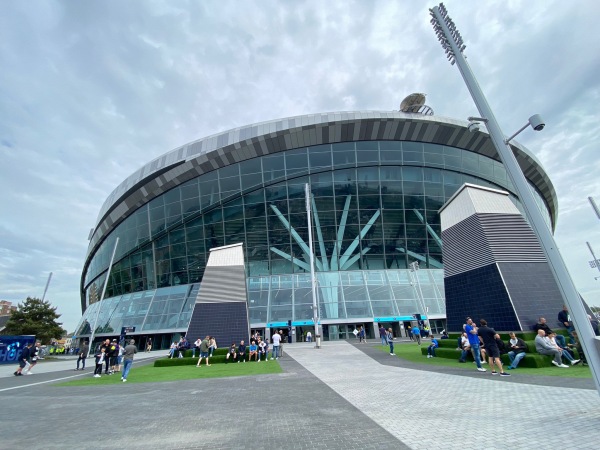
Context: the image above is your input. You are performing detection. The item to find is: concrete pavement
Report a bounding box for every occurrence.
[285,341,600,450]
[0,341,599,449]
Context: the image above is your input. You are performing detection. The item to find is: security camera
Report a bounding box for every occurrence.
[467,122,480,133]
[529,114,545,131]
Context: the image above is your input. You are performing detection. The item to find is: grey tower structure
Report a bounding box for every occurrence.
[185,243,250,346]
[440,184,563,331]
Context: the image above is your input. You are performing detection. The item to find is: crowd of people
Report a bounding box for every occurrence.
[91,338,138,382]
[372,304,593,374]
[452,306,589,371]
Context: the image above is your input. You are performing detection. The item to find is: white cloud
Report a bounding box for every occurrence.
[1,0,599,332]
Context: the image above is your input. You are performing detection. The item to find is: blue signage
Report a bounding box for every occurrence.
[374,316,427,322]
[0,335,36,365]
[292,321,314,326]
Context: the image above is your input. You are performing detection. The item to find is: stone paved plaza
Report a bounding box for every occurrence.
[1,341,599,449]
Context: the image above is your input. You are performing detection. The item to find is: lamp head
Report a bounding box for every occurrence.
[529,114,545,131]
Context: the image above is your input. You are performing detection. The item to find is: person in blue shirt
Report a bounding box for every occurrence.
[427,337,439,358]
[248,340,258,361]
[465,317,486,372]
[411,324,421,345]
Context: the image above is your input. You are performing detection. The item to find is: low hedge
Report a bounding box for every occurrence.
[164,348,230,358]
[155,355,227,367]
[155,351,270,367]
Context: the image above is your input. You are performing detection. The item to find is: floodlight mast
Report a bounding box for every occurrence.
[430,2,600,396]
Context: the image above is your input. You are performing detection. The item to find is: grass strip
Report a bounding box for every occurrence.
[57,360,282,386]
[383,342,592,378]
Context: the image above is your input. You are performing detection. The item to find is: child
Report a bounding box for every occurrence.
[94,348,106,378]
[248,340,258,361]
[257,338,267,362]
[386,328,395,356]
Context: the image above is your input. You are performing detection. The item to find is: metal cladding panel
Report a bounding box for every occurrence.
[497,261,564,331]
[186,242,250,346]
[444,263,520,332]
[207,243,244,267]
[442,212,546,278]
[480,214,546,263]
[440,183,519,230]
[441,214,495,278]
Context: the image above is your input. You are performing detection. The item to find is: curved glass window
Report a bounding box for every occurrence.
[83,141,553,307]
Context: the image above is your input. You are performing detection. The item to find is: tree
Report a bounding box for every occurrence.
[3,297,66,343]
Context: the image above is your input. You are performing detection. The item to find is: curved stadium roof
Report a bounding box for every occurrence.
[86,111,558,263]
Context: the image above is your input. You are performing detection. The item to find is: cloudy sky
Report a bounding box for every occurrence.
[1,0,599,332]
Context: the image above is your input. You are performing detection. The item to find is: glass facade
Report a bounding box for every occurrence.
[76,139,553,339]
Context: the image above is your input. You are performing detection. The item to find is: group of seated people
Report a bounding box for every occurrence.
[454,316,587,369]
[225,338,272,363]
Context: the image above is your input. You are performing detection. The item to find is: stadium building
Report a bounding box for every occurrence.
[74,98,557,349]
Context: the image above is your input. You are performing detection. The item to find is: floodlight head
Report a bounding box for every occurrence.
[529,114,545,131]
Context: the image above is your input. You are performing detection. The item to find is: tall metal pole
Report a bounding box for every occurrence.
[430,3,600,395]
[587,242,600,275]
[87,237,119,357]
[306,184,320,348]
[41,272,53,302]
[589,197,600,221]
[410,262,433,336]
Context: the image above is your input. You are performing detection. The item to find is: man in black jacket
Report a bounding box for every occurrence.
[506,332,527,369]
[76,341,89,371]
[558,305,576,345]
[14,342,33,376]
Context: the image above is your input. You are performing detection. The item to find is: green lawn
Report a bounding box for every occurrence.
[57,360,282,386]
[382,343,593,378]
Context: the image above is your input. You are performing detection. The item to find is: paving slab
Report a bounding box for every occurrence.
[285,341,600,450]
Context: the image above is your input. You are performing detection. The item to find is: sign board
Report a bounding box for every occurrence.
[0,335,36,365]
[121,326,136,334]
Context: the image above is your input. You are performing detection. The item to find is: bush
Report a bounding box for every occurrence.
[155,355,227,367]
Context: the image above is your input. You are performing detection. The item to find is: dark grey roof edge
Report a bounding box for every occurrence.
[88,111,557,256]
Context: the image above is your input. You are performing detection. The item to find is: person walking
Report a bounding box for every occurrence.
[145,338,152,353]
[271,331,281,360]
[76,341,89,371]
[411,324,421,345]
[196,336,211,367]
[26,342,41,375]
[379,324,387,346]
[121,339,138,382]
[386,328,395,356]
[358,326,367,343]
[14,342,33,376]
[477,319,510,376]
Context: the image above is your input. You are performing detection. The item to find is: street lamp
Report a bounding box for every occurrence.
[430,2,600,396]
